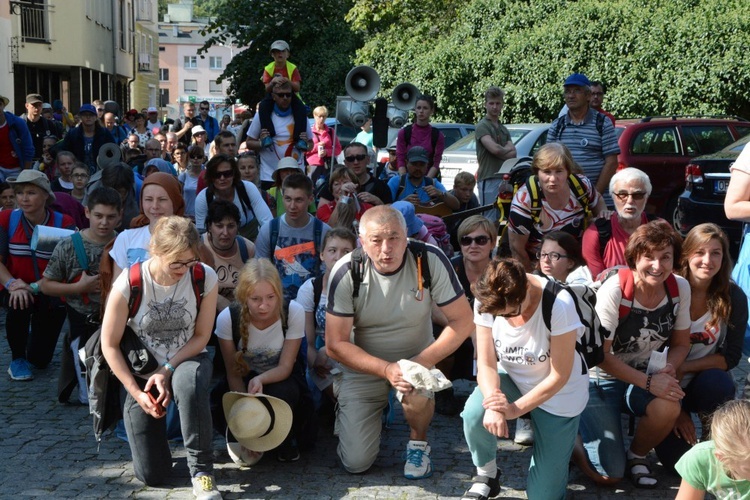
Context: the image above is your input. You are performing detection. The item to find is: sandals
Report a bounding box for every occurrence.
[461,469,502,500]
[626,456,657,489]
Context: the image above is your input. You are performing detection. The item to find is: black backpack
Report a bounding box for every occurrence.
[594,213,658,258]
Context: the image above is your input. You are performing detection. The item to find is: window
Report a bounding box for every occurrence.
[209,80,222,94]
[184,56,197,69]
[683,126,734,156]
[159,88,170,107]
[184,80,198,93]
[159,68,169,81]
[632,127,679,155]
[209,56,223,70]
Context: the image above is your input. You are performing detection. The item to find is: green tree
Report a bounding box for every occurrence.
[199,0,362,112]
[349,0,750,123]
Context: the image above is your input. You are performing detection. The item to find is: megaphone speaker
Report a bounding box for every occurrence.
[345,66,381,102]
[392,83,420,110]
[386,104,409,128]
[372,98,389,149]
[336,99,370,129]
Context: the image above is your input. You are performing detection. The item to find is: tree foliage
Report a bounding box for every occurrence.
[349,0,750,123]
[199,0,361,111]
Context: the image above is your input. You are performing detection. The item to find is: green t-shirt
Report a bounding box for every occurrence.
[475,116,512,181]
[675,440,750,499]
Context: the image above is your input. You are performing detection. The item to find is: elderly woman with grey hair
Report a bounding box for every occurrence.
[581,167,655,277]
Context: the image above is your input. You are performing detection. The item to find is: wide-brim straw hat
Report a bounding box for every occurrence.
[222,392,293,452]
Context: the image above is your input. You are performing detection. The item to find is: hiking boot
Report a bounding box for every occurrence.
[404,441,432,479]
[514,418,534,445]
[435,387,461,416]
[191,474,222,500]
[8,358,33,381]
[261,136,274,149]
[461,468,502,500]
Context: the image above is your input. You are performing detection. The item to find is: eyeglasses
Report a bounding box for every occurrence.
[536,251,569,262]
[590,92,604,98]
[460,235,491,246]
[497,303,522,318]
[199,107,209,111]
[345,154,367,163]
[273,92,292,98]
[168,258,199,270]
[215,170,234,179]
[613,191,647,201]
[96,108,104,112]
[72,173,90,179]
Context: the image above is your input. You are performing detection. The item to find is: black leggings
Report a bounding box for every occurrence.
[5,294,67,368]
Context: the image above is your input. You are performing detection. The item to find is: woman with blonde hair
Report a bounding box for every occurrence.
[508,142,603,271]
[675,399,750,499]
[100,215,221,497]
[654,223,747,472]
[214,258,306,464]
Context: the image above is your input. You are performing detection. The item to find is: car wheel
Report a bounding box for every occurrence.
[664,196,683,235]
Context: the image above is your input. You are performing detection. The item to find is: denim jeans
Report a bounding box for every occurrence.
[461,373,579,500]
[123,352,213,486]
[654,368,735,473]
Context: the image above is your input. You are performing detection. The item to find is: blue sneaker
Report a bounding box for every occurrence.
[261,136,274,149]
[404,441,432,479]
[8,358,33,381]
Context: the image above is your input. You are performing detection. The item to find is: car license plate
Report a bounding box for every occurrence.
[715,179,729,193]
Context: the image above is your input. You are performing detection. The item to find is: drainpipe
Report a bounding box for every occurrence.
[111,0,117,100]
[126,0,137,109]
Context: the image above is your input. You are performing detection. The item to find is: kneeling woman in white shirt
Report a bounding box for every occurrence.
[461,258,587,500]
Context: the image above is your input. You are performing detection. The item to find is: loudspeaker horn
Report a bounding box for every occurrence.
[386,104,409,128]
[336,98,370,129]
[345,66,381,102]
[392,83,420,110]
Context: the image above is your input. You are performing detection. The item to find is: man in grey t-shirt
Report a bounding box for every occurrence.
[326,205,473,479]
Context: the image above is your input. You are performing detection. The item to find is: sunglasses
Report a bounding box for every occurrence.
[199,107,209,111]
[189,155,204,160]
[497,303,522,318]
[460,235,490,246]
[273,92,292,98]
[214,170,234,179]
[613,191,647,201]
[345,154,368,163]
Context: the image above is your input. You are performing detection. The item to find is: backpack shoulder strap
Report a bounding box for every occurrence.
[596,112,605,137]
[540,278,558,332]
[408,240,432,290]
[236,236,249,262]
[269,217,280,257]
[396,174,407,200]
[313,217,323,276]
[127,262,144,318]
[429,127,439,166]
[9,209,22,237]
[618,267,635,319]
[312,276,324,329]
[549,116,566,140]
[53,211,64,227]
[404,124,413,146]
[665,273,680,306]
[190,263,205,311]
[229,302,241,347]
[71,232,89,271]
[568,173,592,227]
[525,175,544,226]
[350,247,365,298]
[595,217,612,258]
[424,177,434,187]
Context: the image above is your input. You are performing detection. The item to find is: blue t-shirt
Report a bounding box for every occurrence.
[387,175,447,203]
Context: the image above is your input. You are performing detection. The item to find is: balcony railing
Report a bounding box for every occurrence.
[10,0,52,43]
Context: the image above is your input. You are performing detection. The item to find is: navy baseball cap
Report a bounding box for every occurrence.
[564,73,591,87]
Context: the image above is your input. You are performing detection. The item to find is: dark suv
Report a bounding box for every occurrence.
[677,134,750,250]
[615,116,750,227]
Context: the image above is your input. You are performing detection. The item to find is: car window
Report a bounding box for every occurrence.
[735,126,750,140]
[631,127,679,155]
[529,133,547,157]
[683,126,734,155]
[508,129,530,144]
[441,128,464,148]
[446,132,476,152]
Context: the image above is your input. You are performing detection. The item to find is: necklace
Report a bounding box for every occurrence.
[149,263,181,304]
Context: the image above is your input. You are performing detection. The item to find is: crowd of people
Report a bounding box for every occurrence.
[1,41,749,500]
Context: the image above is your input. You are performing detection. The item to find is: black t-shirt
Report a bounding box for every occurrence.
[26,117,56,160]
[177,116,204,145]
[318,173,393,205]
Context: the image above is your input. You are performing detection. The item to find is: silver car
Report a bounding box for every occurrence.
[440,123,551,192]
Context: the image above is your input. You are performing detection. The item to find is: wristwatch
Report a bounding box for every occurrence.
[29,282,40,295]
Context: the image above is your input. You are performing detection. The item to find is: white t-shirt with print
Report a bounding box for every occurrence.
[681,311,725,387]
[295,277,326,341]
[474,274,588,417]
[110,225,152,270]
[111,261,218,370]
[214,299,304,374]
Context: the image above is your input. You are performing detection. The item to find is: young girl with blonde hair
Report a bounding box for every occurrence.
[214,258,306,465]
[675,399,750,499]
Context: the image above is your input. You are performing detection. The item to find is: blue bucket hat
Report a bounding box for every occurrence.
[392,201,423,236]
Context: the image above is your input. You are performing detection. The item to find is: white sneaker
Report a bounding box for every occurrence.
[514,418,534,445]
[404,441,433,479]
[191,474,222,500]
[226,429,263,466]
